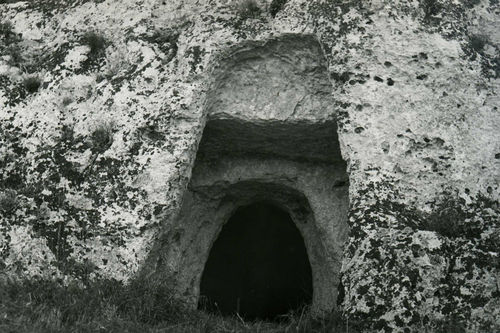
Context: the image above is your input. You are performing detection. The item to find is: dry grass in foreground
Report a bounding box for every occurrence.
[0,277,353,333]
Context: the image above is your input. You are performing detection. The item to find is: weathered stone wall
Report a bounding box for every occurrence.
[1,0,499,331]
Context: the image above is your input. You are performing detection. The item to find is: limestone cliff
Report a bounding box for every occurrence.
[1,0,499,331]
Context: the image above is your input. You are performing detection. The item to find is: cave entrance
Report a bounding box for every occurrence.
[144,35,349,317]
[199,202,312,321]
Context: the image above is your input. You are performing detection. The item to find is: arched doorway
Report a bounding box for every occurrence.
[199,202,312,321]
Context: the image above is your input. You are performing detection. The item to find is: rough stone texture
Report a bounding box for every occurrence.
[144,34,349,315]
[146,154,348,315]
[0,0,499,332]
[207,36,335,123]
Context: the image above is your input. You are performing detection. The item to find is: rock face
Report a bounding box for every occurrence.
[0,0,499,331]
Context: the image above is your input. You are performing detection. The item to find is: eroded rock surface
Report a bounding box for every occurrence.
[1,0,499,331]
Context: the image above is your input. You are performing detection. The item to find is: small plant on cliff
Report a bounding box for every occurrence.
[469,34,488,53]
[1,21,24,67]
[81,122,115,175]
[22,75,41,93]
[0,20,16,42]
[236,0,261,19]
[61,96,73,106]
[0,189,19,215]
[269,0,287,17]
[421,0,442,22]
[90,122,114,154]
[81,30,108,58]
[5,43,24,67]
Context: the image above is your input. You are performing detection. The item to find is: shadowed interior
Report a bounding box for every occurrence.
[197,119,342,163]
[199,202,313,321]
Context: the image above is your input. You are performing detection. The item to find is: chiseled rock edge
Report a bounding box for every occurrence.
[0,0,498,331]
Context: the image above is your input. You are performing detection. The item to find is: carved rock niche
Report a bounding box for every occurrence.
[149,35,349,319]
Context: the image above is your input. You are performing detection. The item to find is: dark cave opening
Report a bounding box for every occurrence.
[199,202,313,321]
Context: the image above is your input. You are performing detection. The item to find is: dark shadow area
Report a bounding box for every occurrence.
[199,202,312,321]
[197,119,342,164]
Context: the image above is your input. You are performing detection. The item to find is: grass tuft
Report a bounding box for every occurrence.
[5,43,24,67]
[62,96,73,106]
[236,0,261,19]
[1,20,24,67]
[23,76,42,93]
[0,189,18,214]
[269,0,287,17]
[421,0,442,22]
[469,34,488,53]
[0,20,16,41]
[90,122,114,154]
[81,30,108,58]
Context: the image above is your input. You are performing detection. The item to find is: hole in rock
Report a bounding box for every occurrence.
[199,202,312,321]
